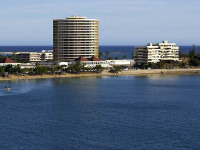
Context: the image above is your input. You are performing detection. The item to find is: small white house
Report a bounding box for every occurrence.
[31,61,69,68]
[20,63,35,69]
[106,59,135,66]
[72,56,111,68]
[57,62,68,68]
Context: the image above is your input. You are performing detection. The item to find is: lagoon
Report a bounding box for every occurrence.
[0,75,200,149]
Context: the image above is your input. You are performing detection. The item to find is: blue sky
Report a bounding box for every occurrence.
[0,0,200,46]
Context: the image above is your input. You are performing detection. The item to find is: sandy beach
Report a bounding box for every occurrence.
[0,69,200,81]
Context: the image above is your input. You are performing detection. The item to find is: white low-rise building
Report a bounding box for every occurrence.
[72,56,111,68]
[31,61,69,68]
[20,63,35,69]
[134,40,179,65]
[13,50,53,62]
[0,57,68,69]
[106,59,135,66]
[57,62,68,67]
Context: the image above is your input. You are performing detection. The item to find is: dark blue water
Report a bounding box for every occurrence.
[0,75,200,149]
[0,46,200,59]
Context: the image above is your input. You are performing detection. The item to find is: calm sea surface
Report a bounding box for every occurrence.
[0,75,200,149]
[0,46,200,59]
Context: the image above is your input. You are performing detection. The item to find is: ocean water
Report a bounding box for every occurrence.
[0,75,200,149]
[0,46,200,59]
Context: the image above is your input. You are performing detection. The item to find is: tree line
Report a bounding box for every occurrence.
[99,52,133,60]
[0,62,104,76]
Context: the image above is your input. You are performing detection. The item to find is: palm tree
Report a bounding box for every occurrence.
[123,55,127,59]
[99,52,103,59]
[105,52,109,60]
[189,44,196,58]
[0,55,4,61]
[108,57,113,60]
[131,52,134,59]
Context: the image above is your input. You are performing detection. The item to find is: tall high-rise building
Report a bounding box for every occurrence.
[53,16,99,62]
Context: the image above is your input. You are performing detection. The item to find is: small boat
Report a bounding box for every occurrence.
[4,86,11,90]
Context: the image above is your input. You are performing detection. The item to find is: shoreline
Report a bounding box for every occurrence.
[0,69,200,81]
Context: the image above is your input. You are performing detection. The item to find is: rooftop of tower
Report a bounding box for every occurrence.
[54,16,98,21]
[66,15,86,19]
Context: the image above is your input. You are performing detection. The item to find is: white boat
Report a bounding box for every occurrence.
[4,87,11,90]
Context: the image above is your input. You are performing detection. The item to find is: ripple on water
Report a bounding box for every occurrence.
[0,76,200,149]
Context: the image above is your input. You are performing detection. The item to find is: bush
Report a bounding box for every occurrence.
[33,66,48,75]
[148,63,156,69]
[95,65,104,73]
[66,62,84,74]
[0,66,5,74]
[190,58,200,66]
[110,67,121,74]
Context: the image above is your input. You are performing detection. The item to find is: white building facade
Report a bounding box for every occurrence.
[106,60,135,66]
[13,50,53,62]
[134,40,179,65]
[72,56,111,68]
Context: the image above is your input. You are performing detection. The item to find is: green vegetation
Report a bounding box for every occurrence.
[188,49,200,66]
[66,62,83,74]
[136,60,186,69]
[0,55,4,61]
[33,66,48,75]
[99,52,103,59]
[0,61,105,77]
[115,57,119,60]
[180,45,200,67]
[108,57,113,60]
[105,52,109,59]
[94,65,104,73]
[0,65,21,75]
[0,66,5,74]
[7,54,15,59]
[109,66,122,74]
[66,62,104,74]
[131,52,134,59]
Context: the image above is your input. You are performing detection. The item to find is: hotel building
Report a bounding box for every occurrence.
[53,15,99,62]
[134,40,179,65]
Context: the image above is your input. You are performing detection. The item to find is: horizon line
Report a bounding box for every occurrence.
[0,45,199,47]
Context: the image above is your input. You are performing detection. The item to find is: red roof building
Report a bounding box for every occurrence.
[0,57,16,63]
[74,56,89,61]
[88,56,101,61]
